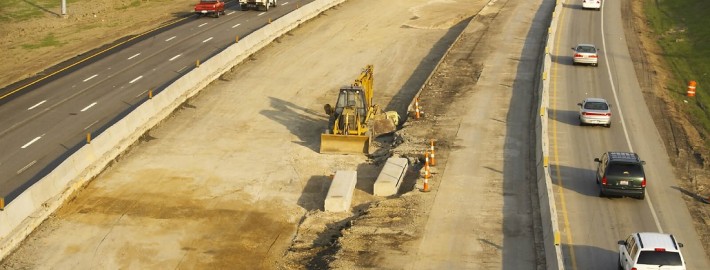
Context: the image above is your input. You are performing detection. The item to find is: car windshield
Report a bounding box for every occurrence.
[608,163,643,177]
[637,251,683,266]
[577,46,596,53]
[584,102,608,110]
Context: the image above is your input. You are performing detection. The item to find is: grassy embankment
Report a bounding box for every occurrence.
[644,0,710,146]
[0,0,146,49]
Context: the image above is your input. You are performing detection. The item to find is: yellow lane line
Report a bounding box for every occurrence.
[551,3,577,270]
[0,16,191,100]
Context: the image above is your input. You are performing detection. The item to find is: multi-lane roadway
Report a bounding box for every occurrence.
[0,0,313,204]
[550,0,709,269]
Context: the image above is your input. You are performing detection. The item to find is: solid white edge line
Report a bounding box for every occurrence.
[84,120,99,130]
[21,136,42,149]
[27,100,47,110]
[16,160,37,175]
[600,2,664,233]
[129,75,143,84]
[136,90,148,98]
[83,74,98,82]
[81,102,97,112]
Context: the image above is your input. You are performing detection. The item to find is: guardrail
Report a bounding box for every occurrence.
[0,0,346,260]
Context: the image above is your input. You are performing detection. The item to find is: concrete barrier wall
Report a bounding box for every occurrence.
[0,0,346,259]
[537,0,566,269]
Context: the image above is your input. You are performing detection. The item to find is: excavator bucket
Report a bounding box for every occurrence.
[319,134,370,154]
[370,118,397,138]
[369,111,399,138]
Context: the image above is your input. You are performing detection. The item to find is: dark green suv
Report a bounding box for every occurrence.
[594,152,647,200]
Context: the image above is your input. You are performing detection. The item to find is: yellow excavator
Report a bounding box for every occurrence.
[320,65,399,154]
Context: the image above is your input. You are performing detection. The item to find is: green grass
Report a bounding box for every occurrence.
[0,0,82,22]
[21,33,66,49]
[644,0,710,145]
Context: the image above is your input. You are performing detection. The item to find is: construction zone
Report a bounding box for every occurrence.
[0,0,545,269]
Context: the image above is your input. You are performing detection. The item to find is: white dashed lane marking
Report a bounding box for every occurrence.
[83,74,98,82]
[27,100,46,110]
[80,102,97,112]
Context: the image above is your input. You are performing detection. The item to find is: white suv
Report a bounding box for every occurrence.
[582,0,602,10]
[618,232,686,270]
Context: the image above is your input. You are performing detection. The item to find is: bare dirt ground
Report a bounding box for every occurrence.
[621,0,710,258]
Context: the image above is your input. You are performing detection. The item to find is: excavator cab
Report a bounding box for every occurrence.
[321,86,370,154]
[329,86,367,134]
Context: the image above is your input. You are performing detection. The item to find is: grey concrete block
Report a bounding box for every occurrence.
[373,158,408,196]
[324,170,357,212]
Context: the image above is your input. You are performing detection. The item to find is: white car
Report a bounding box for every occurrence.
[582,0,602,10]
[618,232,686,270]
[578,97,611,127]
[572,43,599,66]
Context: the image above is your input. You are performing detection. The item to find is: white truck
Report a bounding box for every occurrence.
[239,0,278,11]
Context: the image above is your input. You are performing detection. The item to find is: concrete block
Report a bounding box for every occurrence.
[374,158,408,196]
[324,171,357,212]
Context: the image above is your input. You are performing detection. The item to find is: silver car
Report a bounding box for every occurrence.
[578,98,611,127]
[572,44,599,66]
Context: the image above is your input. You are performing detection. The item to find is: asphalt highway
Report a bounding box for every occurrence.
[550,0,710,269]
[0,0,314,203]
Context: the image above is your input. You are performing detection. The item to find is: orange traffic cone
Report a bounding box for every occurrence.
[421,152,431,192]
[687,81,697,97]
[415,98,421,119]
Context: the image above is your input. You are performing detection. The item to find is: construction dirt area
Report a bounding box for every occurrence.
[0,0,708,269]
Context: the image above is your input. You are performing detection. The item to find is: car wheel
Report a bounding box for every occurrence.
[618,259,623,270]
[637,192,645,200]
[605,123,611,128]
[215,11,220,18]
[599,189,605,198]
[579,117,585,126]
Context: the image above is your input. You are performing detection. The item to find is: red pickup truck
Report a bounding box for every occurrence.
[194,0,225,18]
